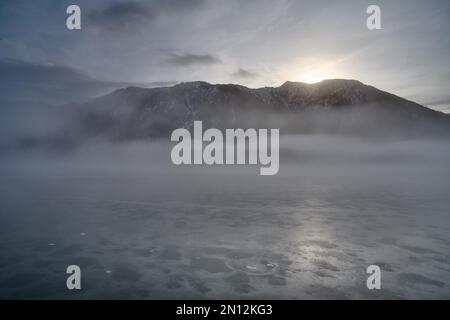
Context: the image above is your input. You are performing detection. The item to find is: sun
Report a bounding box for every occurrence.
[294,68,330,84]
[287,57,350,84]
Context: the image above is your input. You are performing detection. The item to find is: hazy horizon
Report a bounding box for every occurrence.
[1,0,450,112]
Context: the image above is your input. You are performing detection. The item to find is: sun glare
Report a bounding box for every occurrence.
[297,71,328,84]
[287,57,350,84]
[289,65,332,84]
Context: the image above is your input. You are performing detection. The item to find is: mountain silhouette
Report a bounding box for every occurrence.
[66,79,449,142]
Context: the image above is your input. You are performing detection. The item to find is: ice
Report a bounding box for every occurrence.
[0,138,450,299]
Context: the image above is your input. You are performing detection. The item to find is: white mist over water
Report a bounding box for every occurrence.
[0,136,449,299]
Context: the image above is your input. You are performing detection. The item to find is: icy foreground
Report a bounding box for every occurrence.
[0,138,449,299]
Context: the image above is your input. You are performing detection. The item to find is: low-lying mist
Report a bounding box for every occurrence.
[3,134,450,173]
[1,135,450,299]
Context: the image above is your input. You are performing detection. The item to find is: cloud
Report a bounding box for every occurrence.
[424,98,450,113]
[232,68,259,79]
[0,58,163,105]
[88,0,206,32]
[0,59,94,87]
[89,2,154,32]
[158,0,206,12]
[164,53,222,67]
[425,98,450,106]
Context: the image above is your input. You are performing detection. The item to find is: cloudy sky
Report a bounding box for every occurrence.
[1,0,449,112]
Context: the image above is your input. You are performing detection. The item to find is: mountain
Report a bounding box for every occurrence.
[12,79,450,151]
[64,79,450,143]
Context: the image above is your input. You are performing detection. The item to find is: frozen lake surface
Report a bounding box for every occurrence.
[0,138,449,299]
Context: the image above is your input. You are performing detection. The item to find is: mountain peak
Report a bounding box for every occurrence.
[280,79,364,88]
[174,81,213,89]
